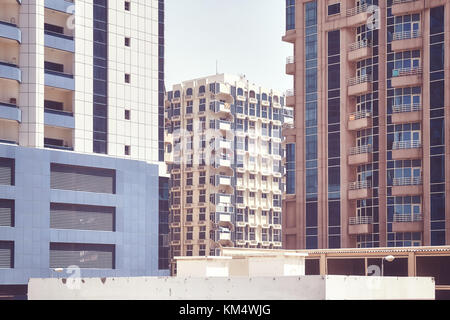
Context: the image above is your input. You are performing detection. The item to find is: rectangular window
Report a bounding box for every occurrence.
[124,37,130,47]
[125,109,130,120]
[50,243,115,269]
[50,163,116,194]
[50,203,115,232]
[328,3,340,16]
[124,1,130,11]
[125,73,131,83]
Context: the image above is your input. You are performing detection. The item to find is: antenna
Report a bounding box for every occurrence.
[216,60,218,75]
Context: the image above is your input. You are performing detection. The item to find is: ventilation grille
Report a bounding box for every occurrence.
[0,242,13,268]
[50,203,115,231]
[0,158,14,186]
[50,163,115,194]
[0,200,14,227]
[50,243,115,269]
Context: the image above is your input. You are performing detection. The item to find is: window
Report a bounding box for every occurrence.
[186,209,193,222]
[186,173,193,186]
[199,226,206,240]
[199,99,206,112]
[186,191,193,204]
[199,207,206,221]
[125,37,130,47]
[328,3,340,16]
[125,1,130,11]
[124,109,130,120]
[186,245,193,256]
[50,243,115,269]
[199,244,206,256]
[125,145,130,155]
[0,200,14,227]
[125,73,130,83]
[286,0,295,31]
[186,227,193,240]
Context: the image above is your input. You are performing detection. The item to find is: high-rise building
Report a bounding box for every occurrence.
[0,0,168,297]
[282,0,449,249]
[165,74,292,274]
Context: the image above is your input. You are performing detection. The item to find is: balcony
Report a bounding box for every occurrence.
[348,110,372,131]
[346,4,370,27]
[348,40,372,62]
[214,156,232,169]
[392,177,423,196]
[392,0,424,16]
[0,20,21,43]
[44,30,75,53]
[286,56,295,75]
[392,30,422,51]
[45,0,75,14]
[0,61,21,83]
[348,74,372,96]
[348,181,371,200]
[215,120,232,132]
[0,101,21,123]
[210,100,232,116]
[45,70,74,91]
[348,145,372,166]
[392,104,421,124]
[348,216,373,235]
[282,29,296,44]
[392,140,422,160]
[392,214,423,233]
[44,108,75,129]
[391,67,422,88]
[215,138,232,151]
[285,89,295,107]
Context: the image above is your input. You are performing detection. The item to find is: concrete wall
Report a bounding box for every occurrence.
[27,275,435,300]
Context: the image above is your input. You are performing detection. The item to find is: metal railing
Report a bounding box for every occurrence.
[392,67,423,77]
[392,140,421,150]
[285,89,295,97]
[393,176,423,186]
[393,214,423,222]
[349,216,373,225]
[392,104,421,114]
[349,39,371,51]
[286,56,294,64]
[348,74,372,86]
[393,30,421,41]
[349,180,371,190]
[346,3,368,17]
[392,0,419,5]
[349,110,372,121]
[349,144,372,155]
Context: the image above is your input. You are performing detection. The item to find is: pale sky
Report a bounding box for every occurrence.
[165,0,292,92]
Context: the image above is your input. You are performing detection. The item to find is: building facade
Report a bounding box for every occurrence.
[283,0,449,249]
[0,0,168,295]
[165,74,292,274]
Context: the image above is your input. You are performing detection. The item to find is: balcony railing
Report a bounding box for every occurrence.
[44,108,73,117]
[393,214,422,222]
[349,180,371,190]
[392,140,421,150]
[285,89,295,97]
[348,74,372,86]
[44,30,74,41]
[349,110,371,121]
[392,0,419,4]
[286,56,294,64]
[393,30,421,41]
[349,39,371,51]
[393,176,422,186]
[392,67,422,77]
[349,144,372,155]
[392,104,421,114]
[349,216,373,225]
[346,3,368,17]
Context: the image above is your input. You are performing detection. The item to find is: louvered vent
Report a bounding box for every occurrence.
[0,158,14,186]
[50,243,115,269]
[0,200,14,227]
[50,163,115,194]
[0,242,13,268]
[50,203,115,231]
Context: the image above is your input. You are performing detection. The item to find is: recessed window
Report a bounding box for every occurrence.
[328,3,340,16]
[125,145,131,155]
[125,109,130,120]
[125,37,130,47]
[124,1,130,11]
[125,73,130,83]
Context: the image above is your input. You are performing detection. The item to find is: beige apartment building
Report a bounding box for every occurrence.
[165,74,293,274]
[282,0,450,250]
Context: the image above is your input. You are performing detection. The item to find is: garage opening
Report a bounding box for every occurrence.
[327,258,365,276]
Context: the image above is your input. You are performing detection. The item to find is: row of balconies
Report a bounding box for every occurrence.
[348,213,423,235]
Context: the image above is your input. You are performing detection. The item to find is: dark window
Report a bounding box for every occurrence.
[0,200,14,227]
[0,241,13,268]
[125,145,131,155]
[125,109,130,120]
[44,100,64,111]
[125,73,130,83]
[125,1,130,11]
[44,61,64,73]
[328,3,340,16]
[44,23,64,34]
[125,37,130,47]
